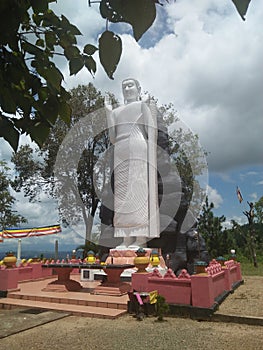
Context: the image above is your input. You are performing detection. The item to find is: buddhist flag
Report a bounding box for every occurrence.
[0,224,61,239]
[149,290,158,304]
[236,186,243,203]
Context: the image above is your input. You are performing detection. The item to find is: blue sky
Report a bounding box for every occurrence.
[0,0,262,252]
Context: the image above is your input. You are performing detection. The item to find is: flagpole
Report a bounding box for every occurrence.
[55,239,59,260]
[16,239,22,266]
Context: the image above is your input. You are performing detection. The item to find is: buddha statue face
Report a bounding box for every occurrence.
[122,78,141,103]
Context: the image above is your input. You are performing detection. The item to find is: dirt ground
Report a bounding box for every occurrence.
[215,276,263,317]
[0,275,262,350]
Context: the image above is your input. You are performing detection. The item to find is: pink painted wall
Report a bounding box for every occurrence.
[131,272,152,292]
[132,260,243,309]
[132,269,192,305]
[0,268,19,291]
[18,266,33,281]
[0,263,53,291]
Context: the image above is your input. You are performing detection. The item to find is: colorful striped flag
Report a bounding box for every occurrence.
[149,290,158,304]
[236,186,243,203]
[0,224,61,239]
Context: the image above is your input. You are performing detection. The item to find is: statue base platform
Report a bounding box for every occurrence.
[146,266,167,276]
[106,248,151,265]
[105,248,166,276]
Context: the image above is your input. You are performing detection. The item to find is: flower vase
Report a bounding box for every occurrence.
[3,252,17,268]
[134,248,150,273]
[194,261,207,274]
[150,250,160,267]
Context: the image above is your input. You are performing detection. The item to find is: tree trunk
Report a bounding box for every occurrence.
[83,199,99,246]
[85,214,94,244]
[250,228,258,268]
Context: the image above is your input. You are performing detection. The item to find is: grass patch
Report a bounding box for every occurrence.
[238,256,263,276]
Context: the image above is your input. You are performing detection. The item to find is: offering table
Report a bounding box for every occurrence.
[42,263,134,295]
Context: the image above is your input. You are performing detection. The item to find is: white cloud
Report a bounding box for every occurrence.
[223,214,247,229]
[13,191,59,227]
[207,185,223,208]
[228,215,247,226]
[249,192,258,201]
[57,0,263,173]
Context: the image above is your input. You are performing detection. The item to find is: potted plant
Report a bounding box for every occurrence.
[155,295,169,322]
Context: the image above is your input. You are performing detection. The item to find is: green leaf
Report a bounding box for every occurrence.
[100,0,156,41]
[31,76,42,96]
[31,0,49,14]
[28,121,50,147]
[36,38,45,47]
[69,57,84,75]
[45,32,57,50]
[60,86,71,101]
[68,23,82,36]
[36,63,63,91]
[0,88,17,114]
[58,32,77,48]
[58,101,71,124]
[64,46,80,60]
[22,41,43,56]
[100,0,122,22]
[15,91,32,118]
[0,115,19,151]
[99,31,122,79]
[32,13,43,26]
[42,9,60,27]
[231,0,251,20]
[37,86,49,101]
[43,95,59,124]
[84,44,98,56]
[84,56,96,75]
[61,15,82,35]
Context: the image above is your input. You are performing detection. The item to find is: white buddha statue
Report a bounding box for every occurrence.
[105,78,160,248]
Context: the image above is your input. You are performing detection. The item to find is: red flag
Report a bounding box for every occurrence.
[236,187,243,203]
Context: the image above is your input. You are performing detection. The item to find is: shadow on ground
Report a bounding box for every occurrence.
[0,307,69,338]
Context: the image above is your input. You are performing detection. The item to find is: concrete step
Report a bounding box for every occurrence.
[0,298,127,319]
[8,292,127,310]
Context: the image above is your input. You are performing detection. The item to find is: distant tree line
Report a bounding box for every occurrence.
[198,196,263,264]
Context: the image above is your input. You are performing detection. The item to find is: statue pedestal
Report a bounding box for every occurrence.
[146,266,167,276]
[105,248,166,278]
[106,248,152,266]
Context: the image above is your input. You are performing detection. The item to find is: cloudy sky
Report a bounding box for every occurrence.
[1,0,262,252]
